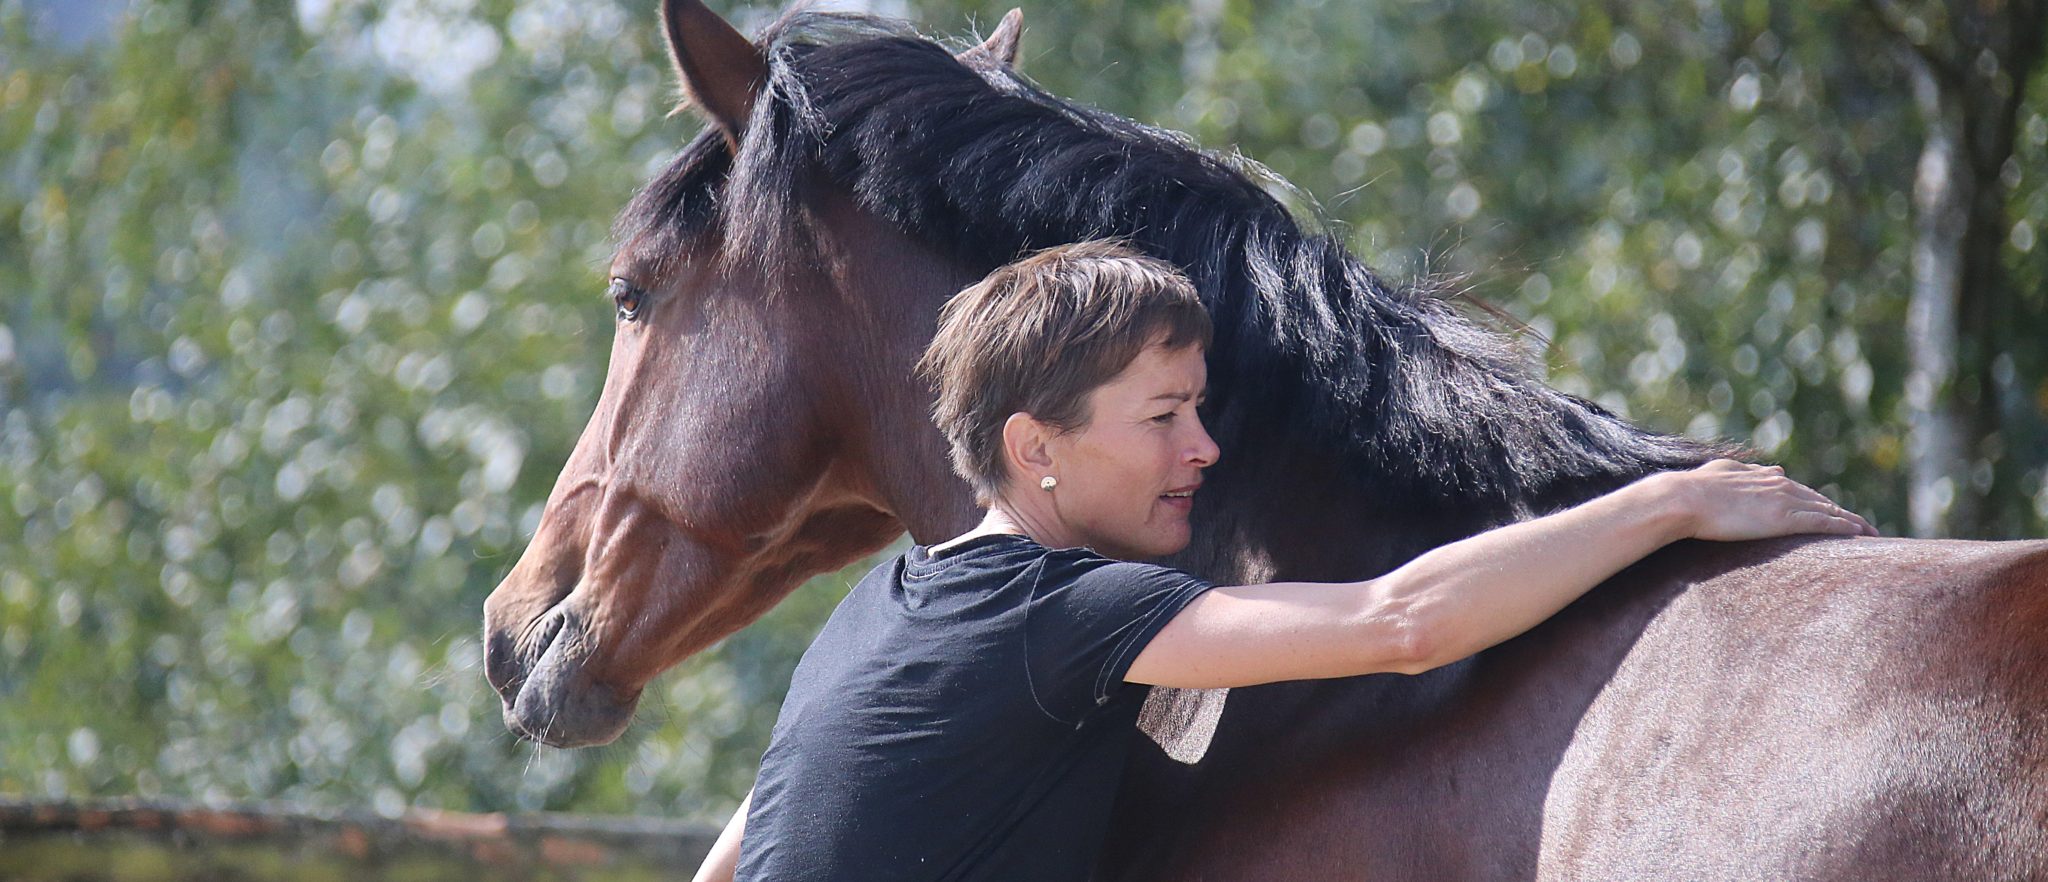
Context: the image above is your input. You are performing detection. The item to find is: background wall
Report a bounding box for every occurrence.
[2,0,2043,826]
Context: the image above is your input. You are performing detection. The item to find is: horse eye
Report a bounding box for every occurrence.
[609,278,645,322]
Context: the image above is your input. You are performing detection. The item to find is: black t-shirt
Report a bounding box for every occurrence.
[734,533,1214,881]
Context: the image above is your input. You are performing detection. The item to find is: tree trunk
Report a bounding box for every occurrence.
[1179,0,1227,129]
[1884,0,2047,537]
[1904,57,1970,536]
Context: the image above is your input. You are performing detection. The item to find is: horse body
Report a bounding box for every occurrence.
[478,3,2048,876]
[1109,537,2048,880]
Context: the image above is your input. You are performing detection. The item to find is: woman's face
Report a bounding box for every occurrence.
[1040,342,1219,559]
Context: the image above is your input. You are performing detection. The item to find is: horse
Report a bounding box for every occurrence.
[480,3,2048,877]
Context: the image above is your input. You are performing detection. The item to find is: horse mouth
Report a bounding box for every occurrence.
[488,606,639,748]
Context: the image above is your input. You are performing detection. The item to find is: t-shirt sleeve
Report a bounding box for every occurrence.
[1021,555,1214,726]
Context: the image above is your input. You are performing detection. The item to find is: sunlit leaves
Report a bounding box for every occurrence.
[0,0,848,825]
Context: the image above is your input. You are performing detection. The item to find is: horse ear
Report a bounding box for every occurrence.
[957,8,1024,69]
[661,0,767,139]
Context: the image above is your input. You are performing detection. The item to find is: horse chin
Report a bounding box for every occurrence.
[501,615,641,748]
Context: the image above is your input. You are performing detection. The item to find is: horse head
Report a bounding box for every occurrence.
[480,0,1021,747]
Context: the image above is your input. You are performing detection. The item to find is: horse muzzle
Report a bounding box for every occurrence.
[485,606,639,748]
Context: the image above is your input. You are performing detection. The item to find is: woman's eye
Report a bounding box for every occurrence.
[609,278,644,321]
[1152,412,1176,424]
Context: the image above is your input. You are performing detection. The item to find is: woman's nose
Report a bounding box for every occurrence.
[1186,421,1220,467]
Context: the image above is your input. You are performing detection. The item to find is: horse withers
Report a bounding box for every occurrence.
[481,3,2048,877]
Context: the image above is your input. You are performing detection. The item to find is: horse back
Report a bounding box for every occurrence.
[1103,537,2048,881]
[1539,536,2048,880]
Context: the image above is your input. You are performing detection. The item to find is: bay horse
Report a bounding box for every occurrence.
[480,3,2048,877]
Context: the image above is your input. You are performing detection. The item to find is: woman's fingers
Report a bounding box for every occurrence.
[1787,507,1867,536]
[1819,514,1869,536]
[1782,482,1879,536]
[1794,501,1875,536]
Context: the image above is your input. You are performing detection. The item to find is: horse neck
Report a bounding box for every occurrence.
[1158,242,1722,583]
[799,197,1700,572]
[807,195,989,544]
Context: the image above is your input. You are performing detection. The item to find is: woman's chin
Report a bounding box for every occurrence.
[1138,523,1195,559]
[1084,508,1195,560]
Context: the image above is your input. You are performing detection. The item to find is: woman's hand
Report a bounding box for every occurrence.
[1658,459,1877,542]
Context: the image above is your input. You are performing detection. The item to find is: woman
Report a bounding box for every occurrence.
[693,241,1874,881]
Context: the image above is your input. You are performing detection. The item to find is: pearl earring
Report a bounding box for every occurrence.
[1040,476,1058,491]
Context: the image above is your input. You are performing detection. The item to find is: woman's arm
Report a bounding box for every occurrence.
[1125,460,1874,688]
[690,788,752,882]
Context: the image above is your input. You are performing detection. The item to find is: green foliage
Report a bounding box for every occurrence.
[1,0,2043,824]
[0,0,853,823]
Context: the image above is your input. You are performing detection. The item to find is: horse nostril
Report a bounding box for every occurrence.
[529,609,567,655]
[487,608,573,705]
[484,630,525,701]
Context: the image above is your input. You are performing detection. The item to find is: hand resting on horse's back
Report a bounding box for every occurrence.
[1667,457,1876,541]
[1124,458,1874,691]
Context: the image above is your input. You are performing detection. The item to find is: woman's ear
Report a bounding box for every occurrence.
[1001,412,1057,482]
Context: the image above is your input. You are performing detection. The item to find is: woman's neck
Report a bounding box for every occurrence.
[931,501,1074,556]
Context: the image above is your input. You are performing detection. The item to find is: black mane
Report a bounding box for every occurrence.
[618,11,1722,538]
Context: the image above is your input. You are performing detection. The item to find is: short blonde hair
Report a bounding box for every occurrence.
[918,241,1211,503]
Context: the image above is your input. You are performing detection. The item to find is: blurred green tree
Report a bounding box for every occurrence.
[0,0,855,823]
[1,0,2042,828]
